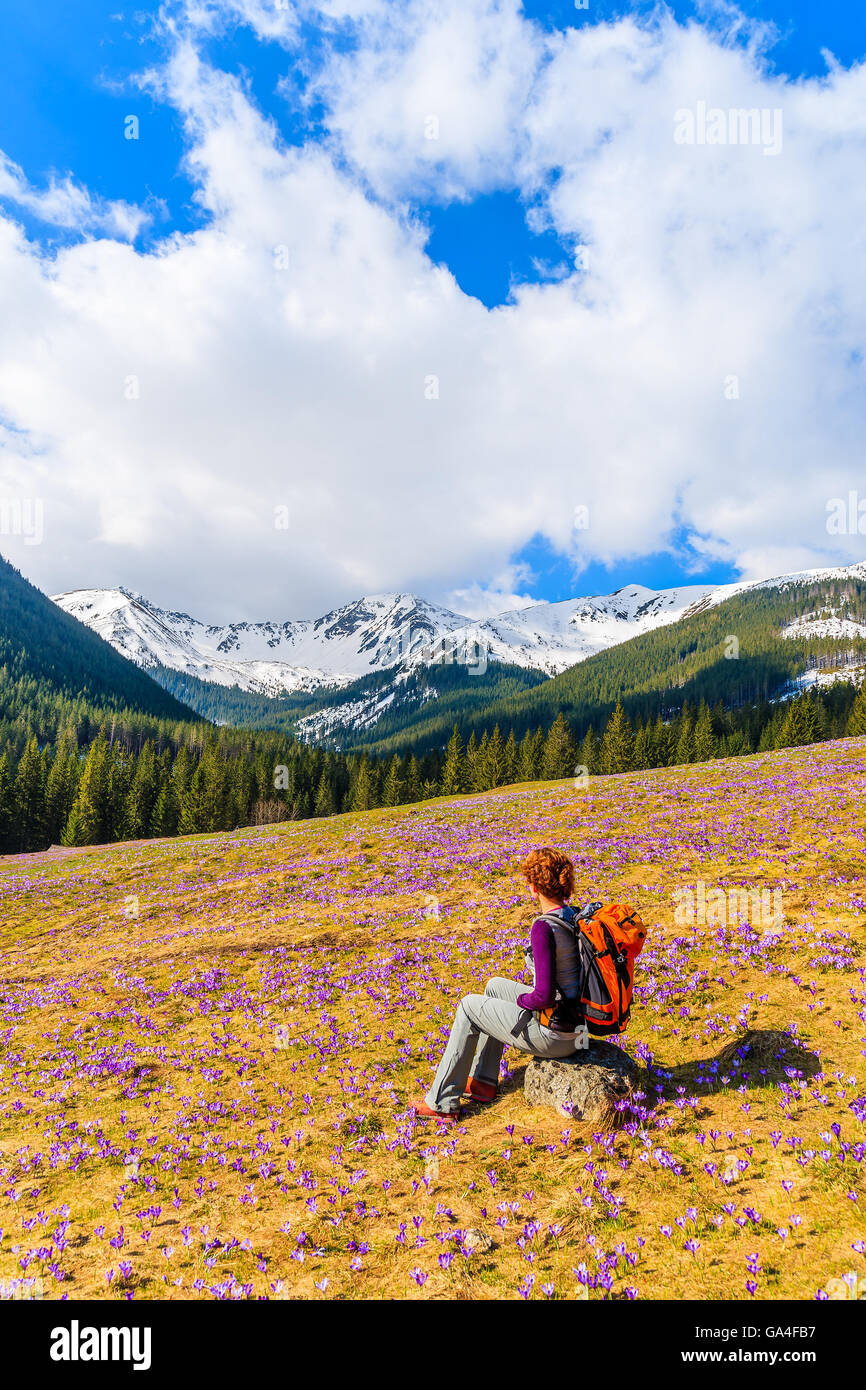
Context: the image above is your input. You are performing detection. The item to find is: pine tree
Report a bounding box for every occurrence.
[579,726,599,776]
[405,755,422,803]
[14,735,47,850]
[633,720,651,771]
[503,729,518,786]
[123,740,158,839]
[600,702,635,775]
[675,705,695,765]
[441,725,465,796]
[63,735,110,845]
[473,732,491,791]
[541,713,576,781]
[352,756,375,812]
[150,783,179,838]
[382,754,404,807]
[314,768,335,817]
[486,725,507,788]
[693,701,716,762]
[847,682,866,736]
[0,752,13,852]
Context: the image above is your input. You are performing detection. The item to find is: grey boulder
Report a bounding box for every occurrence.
[524,1042,641,1127]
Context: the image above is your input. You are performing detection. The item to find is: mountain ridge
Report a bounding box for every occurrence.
[53,561,866,706]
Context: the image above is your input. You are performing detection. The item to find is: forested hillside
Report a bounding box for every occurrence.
[151,658,547,737]
[0,554,194,726]
[4,554,866,856]
[350,574,866,756]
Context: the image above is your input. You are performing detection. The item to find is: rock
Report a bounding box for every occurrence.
[524,1042,641,1127]
[712,1028,821,1084]
[462,1228,494,1255]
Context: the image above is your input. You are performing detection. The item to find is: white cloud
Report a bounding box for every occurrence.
[0,153,149,240]
[445,561,536,619]
[1,3,866,622]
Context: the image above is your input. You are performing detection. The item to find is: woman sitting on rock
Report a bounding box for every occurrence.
[411,846,587,1122]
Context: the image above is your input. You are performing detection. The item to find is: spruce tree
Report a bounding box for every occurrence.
[675,705,695,765]
[314,768,335,817]
[847,682,866,736]
[802,693,826,744]
[600,702,635,775]
[382,754,404,807]
[486,725,507,788]
[150,783,179,838]
[516,730,536,782]
[503,729,518,786]
[652,714,673,767]
[405,755,422,803]
[14,736,47,850]
[0,752,13,852]
[441,725,465,796]
[633,721,651,771]
[693,701,716,762]
[179,763,208,835]
[63,735,110,845]
[44,750,75,844]
[579,726,599,776]
[473,731,491,791]
[465,731,478,791]
[541,713,576,780]
[352,756,375,812]
[123,740,158,839]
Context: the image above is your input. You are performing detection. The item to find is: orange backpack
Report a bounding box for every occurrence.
[538,902,646,1036]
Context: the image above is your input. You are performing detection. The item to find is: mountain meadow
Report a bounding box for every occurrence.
[1,736,864,1301]
[5,552,866,857]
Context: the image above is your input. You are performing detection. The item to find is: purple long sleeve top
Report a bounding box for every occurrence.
[517,917,559,1011]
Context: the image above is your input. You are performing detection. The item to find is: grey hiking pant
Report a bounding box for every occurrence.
[424,976,578,1114]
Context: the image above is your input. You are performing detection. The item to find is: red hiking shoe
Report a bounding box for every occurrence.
[411,1098,460,1123]
[464,1078,498,1104]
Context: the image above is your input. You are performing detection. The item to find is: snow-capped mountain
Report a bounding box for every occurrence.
[51,589,469,696]
[465,561,866,674]
[465,582,719,674]
[52,559,866,702]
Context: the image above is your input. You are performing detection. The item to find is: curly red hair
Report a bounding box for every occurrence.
[521,847,575,902]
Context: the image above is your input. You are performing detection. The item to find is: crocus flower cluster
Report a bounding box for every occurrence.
[0,737,864,1300]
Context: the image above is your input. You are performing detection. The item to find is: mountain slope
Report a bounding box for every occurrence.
[354,566,866,755]
[0,554,195,723]
[463,582,721,672]
[53,588,470,695]
[50,561,866,749]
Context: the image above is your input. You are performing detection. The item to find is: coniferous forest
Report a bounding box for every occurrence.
[3,552,866,854]
[3,681,866,854]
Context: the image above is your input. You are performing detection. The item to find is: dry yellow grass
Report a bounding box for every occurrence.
[0,737,864,1300]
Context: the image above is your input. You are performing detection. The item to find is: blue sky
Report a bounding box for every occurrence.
[0,1,864,618]
[2,1,859,253]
